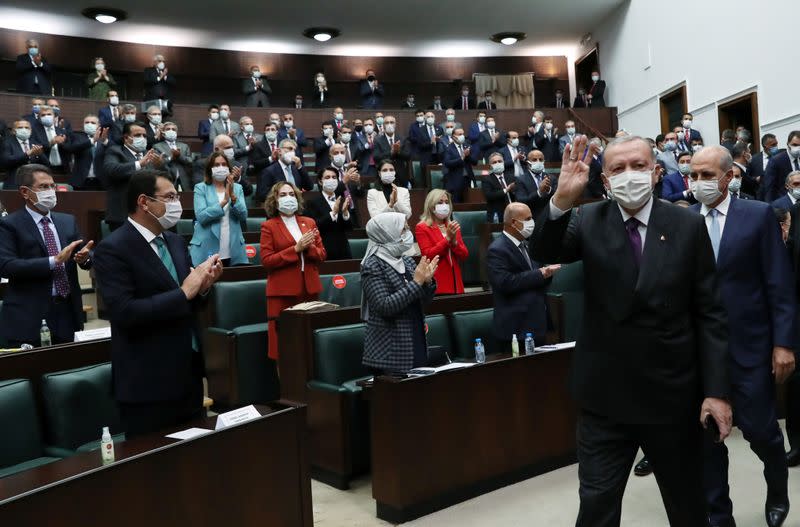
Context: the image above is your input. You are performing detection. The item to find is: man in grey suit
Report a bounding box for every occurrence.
[153,121,194,191]
[657,131,681,174]
[209,104,239,143]
[232,115,262,182]
[243,65,272,107]
[438,108,462,132]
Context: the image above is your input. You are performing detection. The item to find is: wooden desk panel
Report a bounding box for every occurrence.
[0,403,312,527]
[370,348,577,523]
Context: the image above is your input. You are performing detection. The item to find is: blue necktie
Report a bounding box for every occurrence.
[708,209,721,260]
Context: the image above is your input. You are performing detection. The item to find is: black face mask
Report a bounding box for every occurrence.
[367,75,376,82]
[354,125,364,133]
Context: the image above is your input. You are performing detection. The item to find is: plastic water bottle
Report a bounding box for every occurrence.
[510,334,520,358]
[474,338,486,363]
[493,212,500,224]
[39,319,51,347]
[100,426,115,465]
[524,333,535,356]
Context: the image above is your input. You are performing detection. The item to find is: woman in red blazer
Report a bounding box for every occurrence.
[260,182,326,360]
[415,189,468,294]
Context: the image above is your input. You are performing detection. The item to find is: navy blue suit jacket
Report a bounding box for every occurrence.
[761,151,795,203]
[93,221,205,403]
[197,119,213,156]
[69,133,107,189]
[771,194,794,211]
[691,198,796,368]
[477,129,506,160]
[359,80,384,109]
[1,136,50,190]
[442,142,476,192]
[661,171,696,203]
[467,122,484,144]
[277,127,307,148]
[15,54,52,95]
[0,209,86,344]
[256,162,314,203]
[486,234,549,341]
[98,106,116,129]
[501,144,527,172]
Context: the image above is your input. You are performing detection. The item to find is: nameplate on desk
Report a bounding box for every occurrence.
[73,327,112,342]
[215,405,261,430]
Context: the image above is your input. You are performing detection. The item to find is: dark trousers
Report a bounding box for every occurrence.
[7,296,77,347]
[704,364,788,525]
[575,410,706,527]
[787,368,800,449]
[117,353,204,438]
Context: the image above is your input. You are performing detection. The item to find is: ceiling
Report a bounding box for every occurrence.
[0,0,623,57]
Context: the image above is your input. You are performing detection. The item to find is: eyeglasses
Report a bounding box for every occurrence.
[150,193,180,203]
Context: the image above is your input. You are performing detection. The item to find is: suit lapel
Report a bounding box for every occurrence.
[716,197,738,266]
[500,233,528,269]
[51,213,71,254]
[165,233,190,282]
[20,208,47,254]
[123,222,181,289]
[635,199,667,292]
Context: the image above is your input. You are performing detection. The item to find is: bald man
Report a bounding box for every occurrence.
[689,145,795,527]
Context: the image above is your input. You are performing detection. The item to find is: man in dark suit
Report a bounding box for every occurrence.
[103,121,164,231]
[0,164,93,347]
[679,113,703,145]
[339,124,364,170]
[399,94,417,110]
[374,115,412,188]
[487,202,559,351]
[69,114,109,190]
[483,152,517,222]
[533,118,560,162]
[785,201,800,468]
[197,105,218,156]
[477,91,497,110]
[689,146,795,527]
[729,163,754,200]
[720,129,737,153]
[587,70,606,107]
[314,123,337,175]
[467,111,487,144]
[15,39,52,95]
[231,116,260,185]
[243,65,272,107]
[552,89,570,109]
[573,88,589,108]
[515,149,556,217]
[443,128,477,203]
[305,167,354,260]
[533,135,731,527]
[98,91,120,129]
[153,121,194,192]
[143,54,175,113]
[453,84,476,111]
[2,120,50,190]
[31,105,71,175]
[21,97,45,127]
[500,131,527,180]
[731,142,757,196]
[761,131,800,203]
[277,113,306,148]
[256,139,313,202]
[93,170,222,437]
[771,171,800,211]
[250,123,281,174]
[108,104,137,146]
[47,98,72,134]
[359,69,384,109]
[751,134,780,194]
[661,151,696,203]
[477,117,506,161]
[414,112,443,168]
[143,105,164,150]
[328,143,366,226]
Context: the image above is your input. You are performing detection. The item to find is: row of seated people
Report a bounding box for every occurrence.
[14,39,609,109]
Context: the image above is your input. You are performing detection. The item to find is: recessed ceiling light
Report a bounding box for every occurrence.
[303,27,341,42]
[491,32,527,46]
[81,7,127,24]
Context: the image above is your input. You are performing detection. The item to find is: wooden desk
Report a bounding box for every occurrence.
[370,348,577,523]
[0,402,313,527]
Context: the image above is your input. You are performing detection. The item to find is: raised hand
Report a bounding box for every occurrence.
[55,240,83,265]
[389,184,398,207]
[413,256,430,285]
[73,240,95,265]
[29,144,44,156]
[231,165,242,181]
[540,264,561,279]
[425,256,440,282]
[551,135,591,211]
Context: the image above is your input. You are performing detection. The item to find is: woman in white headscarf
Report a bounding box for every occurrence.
[361,212,439,373]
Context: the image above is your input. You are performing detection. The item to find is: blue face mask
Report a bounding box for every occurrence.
[28,47,38,56]
[32,105,40,115]
[769,146,779,156]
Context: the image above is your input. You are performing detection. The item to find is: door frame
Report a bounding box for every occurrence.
[717,90,760,152]
[659,84,687,134]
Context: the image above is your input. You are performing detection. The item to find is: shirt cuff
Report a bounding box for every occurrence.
[135,161,142,170]
[548,199,570,220]
[329,211,339,221]
[48,256,57,270]
[342,210,351,220]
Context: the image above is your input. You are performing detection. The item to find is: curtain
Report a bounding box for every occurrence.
[474,74,535,109]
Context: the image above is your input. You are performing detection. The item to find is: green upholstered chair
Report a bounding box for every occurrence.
[452,211,486,236]
[546,261,584,342]
[40,363,124,457]
[449,308,496,359]
[245,186,259,208]
[411,161,424,188]
[452,211,488,286]
[319,272,362,307]
[245,217,267,232]
[205,279,279,408]
[430,168,444,189]
[176,218,195,236]
[100,220,111,239]
[348,238,369,259]
[425,313,451,359]
[0,379,60,478]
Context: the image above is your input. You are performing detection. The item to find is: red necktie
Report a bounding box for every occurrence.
[683,176,689,189]
[685,130,690,143]
[41,217,70,297]
[462,97,467,110]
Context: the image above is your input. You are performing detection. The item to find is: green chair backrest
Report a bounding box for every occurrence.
[319,272,362,307]
[0,379,44,468]
[176,218,195,235]
[449,308,495,359]
[40,363,122,451]
[411,161,424,187]
[245,217,267,232]
[546,261,584,293]
[460,236,481,286]
[452,210,486,236]
[425,314,451,357]
[313,324,369,386]
[348,238,369,259]
[100,220,111,239]
[430,168,444,189]
[546,261,584,342]
[211,279,267,329]
[245,186,259,208]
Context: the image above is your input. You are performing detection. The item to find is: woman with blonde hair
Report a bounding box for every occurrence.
[415,189,468,294]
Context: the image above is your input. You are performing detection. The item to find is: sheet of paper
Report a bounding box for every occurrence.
[534,341,576,352]
[166,427,212,440]
[73,327,112,342]
[215,405,261,430]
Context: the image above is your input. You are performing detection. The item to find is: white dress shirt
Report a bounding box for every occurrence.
[128,217,163,257]
[281,215,304,271]
[322,190,350,221]
[215,190,231,260]
[26,206,61,276]
[700,192,731,239]
[507,145,524,177]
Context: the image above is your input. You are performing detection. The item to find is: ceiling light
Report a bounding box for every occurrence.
[81,7,127,24]
[491,32,526,46]
[303,27,341,42]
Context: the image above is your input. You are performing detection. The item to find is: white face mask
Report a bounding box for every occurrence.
[109,96,119,106]
[316,75,325,83]
[219,110,229,120]
[491,162,505,174]
[455,135,466,144]
[425,117,435,126]
[211,166,230,181]
[380,171,396,184]
[791,188,800,200]
[322,128,333,138]
[682,120,692,128]
[124,114,137,123]
[692,145,703,153]
[222,148,235,160]
[148,199,182,229]
[384,124,395,134]
[478,116,486,124]
[278,195,298,215]
[566,127,576,135]
[446,114,455,122]
[252,71,261,78]
[607,170,653,210]
[693,179,722,205]
[341,133,352,143]
[157,61,165,70]
[210,112,219,120]
[333,153,346,167]
[164,130,177,142]
[243,124,254,134]
[510,138,520,147]
[32,188,57,212]
[15,128,31,141]
[789,146,800,158]
[515,219,535,239]
[149,114,162,125]
[131,136,147,152]
[284,120,294,128]
[591,75,600,82]
[364,125,374,134]
[416,116,425,124]
[265,131,278,142]
[335,113,344,121]
[95,63,105,71]
[486,121,496,129]
[528,160,544,172]
[322,178,339,193]
[728,178,742,193]
[545,123,553,131]
[445,128,454,136]
[678,163,691,175]
[281,151,295,165]
[434,203,450,219]
[84,123,98,136]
